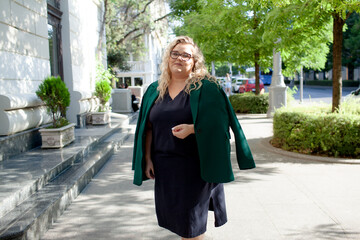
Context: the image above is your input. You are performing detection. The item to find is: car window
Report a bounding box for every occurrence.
[249,80,255,84]
[236,80,243,84]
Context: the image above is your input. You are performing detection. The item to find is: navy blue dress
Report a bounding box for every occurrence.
[148,90,227,238]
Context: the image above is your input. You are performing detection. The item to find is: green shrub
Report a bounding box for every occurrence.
[36,76,70,128]
[94,62,115,112]
[273,105,360,158]
[229,93,269,113]
[94,79,112,111]
[229,87,298,113]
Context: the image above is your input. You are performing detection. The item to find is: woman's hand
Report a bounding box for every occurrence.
[172,124,195,139]
[145,159,155,180]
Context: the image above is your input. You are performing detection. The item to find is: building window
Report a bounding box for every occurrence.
[47,1,63,79]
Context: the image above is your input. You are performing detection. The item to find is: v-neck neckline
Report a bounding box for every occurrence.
[168,88,185,101]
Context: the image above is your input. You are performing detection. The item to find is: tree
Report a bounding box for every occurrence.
[170,0,331,95]
[264,2,332,77]
[172,0,274,95]
[101,0,169,70]
[269,0,360,112]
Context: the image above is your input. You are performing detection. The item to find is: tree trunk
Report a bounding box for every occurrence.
[255,51,260,95]
[332,13,345,112]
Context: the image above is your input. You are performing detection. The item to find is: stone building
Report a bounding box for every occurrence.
[0,0,106,158]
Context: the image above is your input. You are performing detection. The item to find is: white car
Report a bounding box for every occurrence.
[231,78,247,93]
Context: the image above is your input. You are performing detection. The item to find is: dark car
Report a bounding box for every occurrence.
[243,79,265,93]
[350,87,360,96]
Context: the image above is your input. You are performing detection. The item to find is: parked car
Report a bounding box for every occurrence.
[350,87,360,97]
[243,79,265,93]
[232,78,247,93]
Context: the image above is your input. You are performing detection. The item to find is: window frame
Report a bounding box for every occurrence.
[47,2,63,80]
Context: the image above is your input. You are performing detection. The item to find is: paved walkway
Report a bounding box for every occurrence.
[42,114,360,240]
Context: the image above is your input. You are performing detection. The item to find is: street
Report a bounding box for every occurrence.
[264,85,358,104]
[42,115,360,240]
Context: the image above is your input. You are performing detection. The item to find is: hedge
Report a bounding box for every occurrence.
[272,105,360,158]
[229,93,269,113]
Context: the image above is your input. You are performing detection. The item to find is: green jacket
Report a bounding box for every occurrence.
[132,79,255,186]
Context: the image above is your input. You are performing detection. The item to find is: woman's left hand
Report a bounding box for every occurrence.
[172,124,195,139]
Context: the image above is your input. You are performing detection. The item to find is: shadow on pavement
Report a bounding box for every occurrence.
[284,223,360,240]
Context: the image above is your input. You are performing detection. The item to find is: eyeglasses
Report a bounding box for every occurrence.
[170,51,193,61]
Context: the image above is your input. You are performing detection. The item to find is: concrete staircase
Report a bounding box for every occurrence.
[0,113,136,239]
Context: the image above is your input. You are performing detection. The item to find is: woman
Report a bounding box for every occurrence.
[132,36,255,240]
[225,73,232,96]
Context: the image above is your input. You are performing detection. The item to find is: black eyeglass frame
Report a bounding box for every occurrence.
[170,51,193,61]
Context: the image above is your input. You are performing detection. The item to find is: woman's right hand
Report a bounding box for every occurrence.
[145,159,155,180]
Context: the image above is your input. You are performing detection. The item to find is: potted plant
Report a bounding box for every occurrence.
[36,76,75,148]
[91,63,114,125]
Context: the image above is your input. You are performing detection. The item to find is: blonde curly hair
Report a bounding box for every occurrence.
[157,36,216,100]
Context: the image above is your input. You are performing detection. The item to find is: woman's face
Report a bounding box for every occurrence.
[168,43,195,78]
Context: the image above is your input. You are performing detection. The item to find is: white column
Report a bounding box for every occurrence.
[228,62,232,78]
[211,61,215,76]
[267,49,287,117]
[300,67,303,103]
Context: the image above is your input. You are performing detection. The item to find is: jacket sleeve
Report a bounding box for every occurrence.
[222,90,256,170]
[132,82,159,186]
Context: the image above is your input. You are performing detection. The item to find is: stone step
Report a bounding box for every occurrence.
[0,126,123,220]
[0,135,127,239]
[0,112,137,239]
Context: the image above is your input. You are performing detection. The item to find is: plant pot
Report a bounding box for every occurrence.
[39,123,76,148]
[91,111,110,125]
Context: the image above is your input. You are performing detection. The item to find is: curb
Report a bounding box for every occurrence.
[260,137,360,165]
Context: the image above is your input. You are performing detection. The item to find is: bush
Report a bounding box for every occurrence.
[36,76,70,128]
[272,104,360,158]
[229,93,269,113]
[229,87,298,113]
[94,79,112,112]
[94,62,115,111]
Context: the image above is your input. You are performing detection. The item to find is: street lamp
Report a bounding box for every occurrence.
[267,48,287,117]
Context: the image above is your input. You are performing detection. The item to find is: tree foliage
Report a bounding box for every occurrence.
[264,1,332,76]
[343,12,360,70]
[172,0,274,94]
[170,0,336,95]
[269,0,360,112]
[104,0,169,70]
[36,76,70,128]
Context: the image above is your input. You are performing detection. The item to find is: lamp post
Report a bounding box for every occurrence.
[267,49,287,117]
[300,67,303,103]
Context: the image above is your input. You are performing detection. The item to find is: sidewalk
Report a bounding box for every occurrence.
[42,114,360,240]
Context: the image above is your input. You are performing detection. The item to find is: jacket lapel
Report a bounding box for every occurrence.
[190,84,201,124]
[143,85,159,119]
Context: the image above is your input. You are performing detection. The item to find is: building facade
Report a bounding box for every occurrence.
[0,0,106,137]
